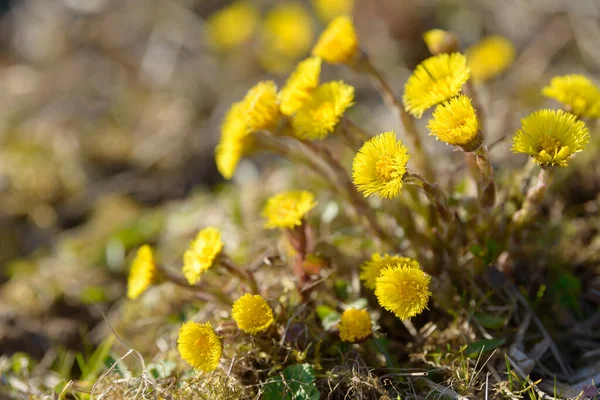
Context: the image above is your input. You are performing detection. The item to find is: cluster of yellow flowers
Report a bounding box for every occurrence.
[177,293,275,372]
[206,0,354,72]
[215,16,362,180]
[125,189,322,371]
[126,15,599,377]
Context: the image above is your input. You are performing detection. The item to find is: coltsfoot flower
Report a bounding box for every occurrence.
[403,53,470,118]
[215,102,251,179]
[177,321,222,372]
[360,253,420,290]
[312,16,359,64]
[279,57,322,116]
[542,74,600,118]
[338,308,372,343]
[259,2,314,73]
[423,29,459,55]
[231,293,275,334]
[243,81,280,130]
[427,94,482,151]
[292,81,354,140]
[466,35,515,82]
[512,109,589,167]
[127,245,157,300]
[375,262,431,320]
[311,0,354,23]
[182,227,224,285]
[206,1,259,51]
[263,190,317,229]
[352,131,410,199]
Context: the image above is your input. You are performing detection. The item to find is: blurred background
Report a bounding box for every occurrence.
[1,0,600,394]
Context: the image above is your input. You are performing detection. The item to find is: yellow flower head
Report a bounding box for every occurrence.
[215,102,251,179]
[352,131,410,199]
[292,81,354,140]
[466,35,515,82]
[231,293,275,334]
[311,0,354,23]
[512,109,589,168]
[542,74,600,118]
[375,263,432,320]
[338,308,372,343]
[423,29,459,55]
[427,94,482,151]
[177,321,222,372]
[312,16,359,64]
[360,253,420,290]
[127,245,157,300]
[206,1,259,51]
[279,57,322,116]
[262,190,317,229]
[182,227,224,285]
[243,81,280,131]
[261,2,314,60]
[403,53,470,118]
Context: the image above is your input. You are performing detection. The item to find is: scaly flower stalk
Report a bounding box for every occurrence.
[339,118,368,152]
[285,223,314,290]
[512,167,554,227]
[219,255,259,295]
[301,139,396,249]
[404,172,453,222]
[472,145,496,209]
[158,264,233,306]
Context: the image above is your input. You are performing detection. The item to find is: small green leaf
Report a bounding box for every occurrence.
[469,244,483,257]
[474,314,506,330]
[333,279,349,300]
[316,305,340,330]
[262,364,319,400]
[147,361,176,379]
[321,312,341,331]
[316,305,336,320]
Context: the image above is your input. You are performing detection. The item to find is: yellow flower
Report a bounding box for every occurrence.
[292,81,354,140]
[466,35,515,82]
[338,308,372,343]
[427,94,482,151]
[360,253,420,290]
[375,263,431,320]
[312,16,359,64]
[231,293,275,334]
[182,227,224,285]
[279,57,322,116]
[423,29,459,55]
[352,131,410,199]
[261,2,314,61]
[311,0,354,23]
[542,74,600,118]
[263,190,317,229]
[403,53,470,118]
[243,81,280,131]
[215,102,251,179]
[127,245,157,300]
[512,109,589,167]
[206,1,259,51]
[177,321,222,372]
